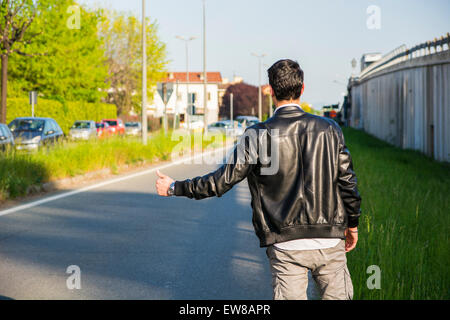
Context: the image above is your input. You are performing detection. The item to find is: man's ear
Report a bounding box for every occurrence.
[301,83,305,96]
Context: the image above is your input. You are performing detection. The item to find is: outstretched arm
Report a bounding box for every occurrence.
[156,135,257,199]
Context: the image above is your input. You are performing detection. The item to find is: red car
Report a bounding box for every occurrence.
[96,122,113,138]
[102,119,125,136]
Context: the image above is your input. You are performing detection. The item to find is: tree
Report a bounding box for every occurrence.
[219,82,269,119]
[99,10,168,116]
[0,0,38,123]
[9,0,109,104]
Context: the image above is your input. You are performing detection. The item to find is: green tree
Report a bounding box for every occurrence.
[100,10,168,115]
[0,0,39,123]
[8,0,109,103]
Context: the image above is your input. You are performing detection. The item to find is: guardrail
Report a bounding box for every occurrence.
[359,33,450,79]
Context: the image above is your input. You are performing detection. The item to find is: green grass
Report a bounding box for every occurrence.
[0,131,228,201]
[343,127,450,300]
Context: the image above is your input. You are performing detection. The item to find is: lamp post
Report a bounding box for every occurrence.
[141,0,148,145]
[174,79,179,130]
[175,35,196,130]
[202,0,208,133]
[251,53,266,121]
[333,79,347,86]
[263,63,273,118]
[230,93,233,123]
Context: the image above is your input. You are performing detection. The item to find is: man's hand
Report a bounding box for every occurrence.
[156,170,175,197]
[345,227,358,252]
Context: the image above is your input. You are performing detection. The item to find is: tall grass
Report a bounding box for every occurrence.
[343,127,450,300]
[0,131,227,201]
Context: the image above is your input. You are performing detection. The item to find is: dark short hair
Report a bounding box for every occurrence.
[268,59,304,101]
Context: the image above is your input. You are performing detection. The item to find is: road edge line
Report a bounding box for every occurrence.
[0,146,231,217]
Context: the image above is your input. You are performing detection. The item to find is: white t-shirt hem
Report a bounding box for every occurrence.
[273,238,341,251]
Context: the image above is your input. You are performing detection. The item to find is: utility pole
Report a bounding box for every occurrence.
[175,36,196,131]
[186,38,190,131]
[174,80,179,130]
[230,93,233,124]
[269,94,273,118]
[163,84,168,135]
[263,63,273,118]
[202,0,208,134]
[141,0,148,145]
[251,53,266,122]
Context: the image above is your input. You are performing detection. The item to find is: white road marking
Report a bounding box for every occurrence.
[0,146,231,217]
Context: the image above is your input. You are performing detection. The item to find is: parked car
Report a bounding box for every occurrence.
[125,122,142,136]
[68,120,97,141]
[96,122,112,139]
[0,123,14,152]
[236,115,259,128]
[181,120,205,130]
[8,117,64,151]
[102,119,125,136]
[207,120,244,137]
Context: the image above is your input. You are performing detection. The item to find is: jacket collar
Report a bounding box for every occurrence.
[273,104,305,116]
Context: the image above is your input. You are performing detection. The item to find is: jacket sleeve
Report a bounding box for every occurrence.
[335,127,362,228]
[174,131,257,200]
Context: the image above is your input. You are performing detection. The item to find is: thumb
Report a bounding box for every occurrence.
[156,170,166,179]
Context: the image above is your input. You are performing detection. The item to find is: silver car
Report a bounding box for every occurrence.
[69,120,97,141]
[9,117,64,151]
[125,122,142,136]
[207,120,244,137]
[236,115,259,128]
[0,123,14,152]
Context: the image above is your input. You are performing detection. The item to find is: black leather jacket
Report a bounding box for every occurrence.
[175,105,362,247]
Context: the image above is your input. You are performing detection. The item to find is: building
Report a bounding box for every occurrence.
[360,53,382,71]
[150,71,222,126]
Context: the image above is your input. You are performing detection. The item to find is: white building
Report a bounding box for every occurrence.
[150,72,222,126]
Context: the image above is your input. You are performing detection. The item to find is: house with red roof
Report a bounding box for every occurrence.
[150,71,223,127]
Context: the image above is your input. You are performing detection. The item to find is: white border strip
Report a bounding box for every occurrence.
[0,146,230,217]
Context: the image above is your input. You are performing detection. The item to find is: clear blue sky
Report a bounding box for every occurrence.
[80,0,450,107]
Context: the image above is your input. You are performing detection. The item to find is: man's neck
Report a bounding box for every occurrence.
[274,98,301,108]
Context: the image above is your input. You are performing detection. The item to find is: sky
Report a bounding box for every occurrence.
[80,0,450,108]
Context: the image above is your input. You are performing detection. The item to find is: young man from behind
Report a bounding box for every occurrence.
[156,59,362,300]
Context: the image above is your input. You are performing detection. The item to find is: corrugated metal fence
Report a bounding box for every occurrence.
[349,36,450,162]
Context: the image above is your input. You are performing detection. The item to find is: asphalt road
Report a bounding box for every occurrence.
[0,151,318,300]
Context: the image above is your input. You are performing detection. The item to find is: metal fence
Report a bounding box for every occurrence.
[348,34,450,162]
[359,33,450,79]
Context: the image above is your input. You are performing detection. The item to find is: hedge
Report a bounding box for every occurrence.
[6,98,117,134]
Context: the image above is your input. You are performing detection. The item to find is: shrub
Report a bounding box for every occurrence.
[6,98,117,134]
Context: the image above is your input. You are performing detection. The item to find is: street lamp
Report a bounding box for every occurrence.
[202,0,208,133]
[333,79,346,86]
[141,0,147,145]
[263,63,273,118]
[175,35,197,130]
[251,53,266,121]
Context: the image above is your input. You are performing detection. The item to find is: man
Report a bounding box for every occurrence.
[156,59,361,300]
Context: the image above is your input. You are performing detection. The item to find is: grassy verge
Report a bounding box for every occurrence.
[343,127,450,299]
[0,131,228,202]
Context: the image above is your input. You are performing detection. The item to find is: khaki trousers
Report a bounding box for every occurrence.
[266,240,353,300]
